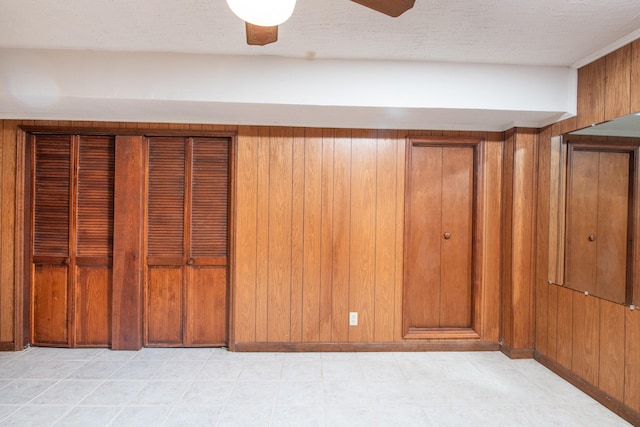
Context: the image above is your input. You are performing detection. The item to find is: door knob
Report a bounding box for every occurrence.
[443,232,451,240]
[62,258,70,266]
[588,234,596,242]
[187,258,195,265]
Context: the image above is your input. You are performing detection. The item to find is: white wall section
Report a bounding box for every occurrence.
[0,49,576,131]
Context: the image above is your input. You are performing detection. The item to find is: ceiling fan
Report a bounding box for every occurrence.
[226,0,416,46]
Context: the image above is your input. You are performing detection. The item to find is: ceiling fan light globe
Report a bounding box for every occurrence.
[226,0,296,26]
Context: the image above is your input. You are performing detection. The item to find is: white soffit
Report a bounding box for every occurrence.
[0,49,576,131]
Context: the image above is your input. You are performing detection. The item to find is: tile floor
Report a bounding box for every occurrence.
[0,347,631,426]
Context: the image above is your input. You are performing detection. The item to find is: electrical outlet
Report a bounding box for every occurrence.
[349,312,358,326]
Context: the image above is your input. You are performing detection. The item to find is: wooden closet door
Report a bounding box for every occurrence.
[146,137,229,346]
[75,136,114,346]
[404,144,474,333]
[146,138,186,345]
[32,135,73,346]
[186,138,228,346]
[32,134,114,347]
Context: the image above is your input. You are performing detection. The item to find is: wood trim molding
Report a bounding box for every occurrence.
[499,342,534,359]
[234,341,499,353]
[0,342,15,351]
[19,125,237,139]
[403,136,486,339]
[404,328,480,340]
[535,351,640,427]
[14,127,27,351]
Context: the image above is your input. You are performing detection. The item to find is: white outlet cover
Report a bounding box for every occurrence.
[349,312,358,326]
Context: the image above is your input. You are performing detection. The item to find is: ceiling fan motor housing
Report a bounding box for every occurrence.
[350,0,416,17]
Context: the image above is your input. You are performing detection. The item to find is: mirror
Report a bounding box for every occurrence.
[570,112,640,138]
[548,112,640,305]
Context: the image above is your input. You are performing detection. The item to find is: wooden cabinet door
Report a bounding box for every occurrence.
[31,134,114,347]
[404,144,474,334]
[565,148,631,303]
[146,137,229,347]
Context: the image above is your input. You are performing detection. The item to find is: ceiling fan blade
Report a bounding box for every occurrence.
[245,23,278,46]
[350,0,415,17]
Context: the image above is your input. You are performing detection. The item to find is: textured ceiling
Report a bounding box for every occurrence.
[1,0,639,66]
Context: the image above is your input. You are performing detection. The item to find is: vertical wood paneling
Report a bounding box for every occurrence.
[0,120,16,344]
[577,57,606,129]
[511,130,537,350]
[482,135,502,342]
[599,299,625,401]
[348,129,377,342]
[393,133,406,342]
[374,130,397,342]
[556,286,574,367]
[267,127,293,341]
[535,128,551,355]
[112,135,144,350]
[547,284,559,360]
[604,45,632,122]
[302,129,323,342]
[332,129,351,342]
[571,293,600,385]
[632,39,640,113]
[501,132,514,346]
[255,127,270,341]
[290,128,305,342]
[319,129,335,342]
[625,309,640,412]
[234,126,259,343]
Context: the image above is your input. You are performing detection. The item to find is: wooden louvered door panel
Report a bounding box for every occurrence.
[75,136,114,346]
[404,143,475,335]
[146,137,229,346]
[31,134,115,347]
[32,134,72,346]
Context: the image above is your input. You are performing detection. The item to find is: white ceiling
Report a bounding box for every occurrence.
[1,0,639,66]
[1,1,640,130]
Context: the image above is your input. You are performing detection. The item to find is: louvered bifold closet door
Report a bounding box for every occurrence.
[187,138,229,345]
[31,134,115,347]
[146,136,229,346]
[32,134,72,346]
[75,136,115,346]
[147,137,186,345]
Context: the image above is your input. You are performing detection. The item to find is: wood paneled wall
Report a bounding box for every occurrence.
[234,127,504,347]
[536,38,640,423]
[1,121,504,350]
[501,128,538,357]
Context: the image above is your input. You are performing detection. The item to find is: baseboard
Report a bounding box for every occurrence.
[535,351,640,427]
[499,343,534,359]
[233,341,499,352]
[0,342,16,351]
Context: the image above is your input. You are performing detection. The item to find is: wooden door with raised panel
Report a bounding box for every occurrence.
[145,137,229,347]
[31,134,114,347]
[404,142,475,336]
